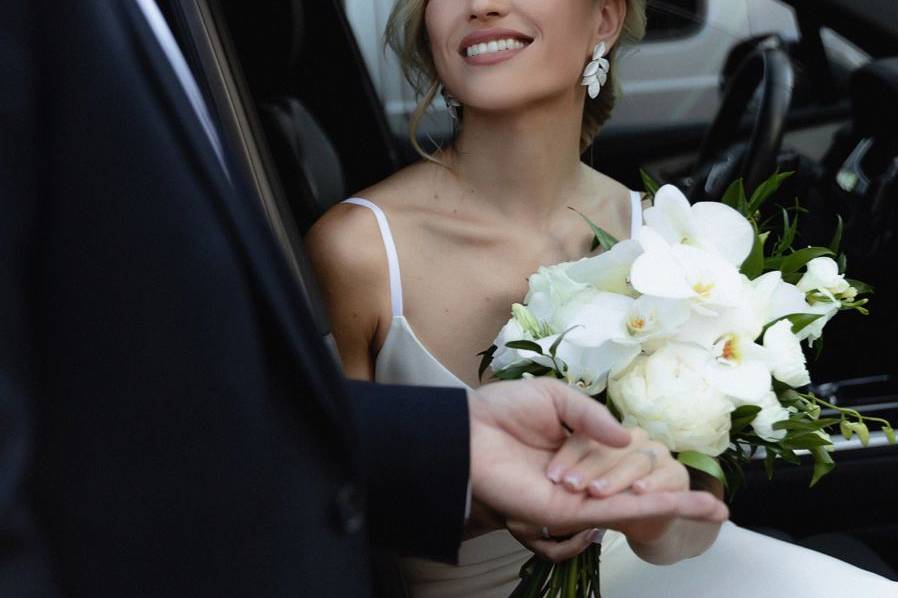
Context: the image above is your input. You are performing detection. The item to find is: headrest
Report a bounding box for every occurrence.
[222,0,304,99]
[851,57,898,137]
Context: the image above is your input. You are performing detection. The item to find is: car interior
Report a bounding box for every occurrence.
[159,0,898,579]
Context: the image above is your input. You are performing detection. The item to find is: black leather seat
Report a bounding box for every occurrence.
[223,0,345,234]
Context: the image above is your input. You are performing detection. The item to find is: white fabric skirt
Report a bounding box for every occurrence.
[401,523,897,597]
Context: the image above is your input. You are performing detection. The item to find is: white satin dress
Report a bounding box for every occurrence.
[341,195,898,598]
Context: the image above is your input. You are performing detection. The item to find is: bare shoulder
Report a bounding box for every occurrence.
[305,200,387,290]
[350,160,442,214]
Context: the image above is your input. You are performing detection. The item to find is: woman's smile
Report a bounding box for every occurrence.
[459,27,534,66]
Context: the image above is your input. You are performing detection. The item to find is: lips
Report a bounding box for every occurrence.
[458,27,534,57]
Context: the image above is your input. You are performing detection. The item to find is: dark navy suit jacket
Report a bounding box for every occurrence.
[0,2,469,596]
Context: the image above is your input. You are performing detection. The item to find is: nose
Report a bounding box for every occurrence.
[468,0,510,22]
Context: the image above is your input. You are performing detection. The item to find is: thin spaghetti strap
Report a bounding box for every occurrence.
[629,190,643,239]
[341,198,404,317]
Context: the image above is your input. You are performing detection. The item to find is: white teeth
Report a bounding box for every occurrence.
[465,38,527,57]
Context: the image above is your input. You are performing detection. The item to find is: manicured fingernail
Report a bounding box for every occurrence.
[563,473,583,490]
[590,479,609,494]
[588,528,606,544]
[547,465,564,483]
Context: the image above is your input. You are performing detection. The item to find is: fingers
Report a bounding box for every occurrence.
[631,461,691,495]
[545,434,594,486]
[542,379,630,448]
[526,528,603,563]
[585,449,656,497]
[547,490,729,534]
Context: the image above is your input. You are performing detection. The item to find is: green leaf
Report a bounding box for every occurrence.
[493,363,553,381]
[772,207,797,256]
[837,253,847,274]
[761,312,823,337]
[747,171,794,215]
[782,432,833,450]
[569,207,619,252]
[721,178,747,213]
[764,451,776,480]
[477,345,497,381]
[846,279,875,296]
[676,451,727,487]
[731,405,762,433]
[549,326,579,358]
[780,247,835,274]
[639,168,660,196]
[740,228,765,279]
[504,340,545,355]
[829,214,844,253]
[810,447,835,487]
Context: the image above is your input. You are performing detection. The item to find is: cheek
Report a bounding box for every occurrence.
[424,1,455,76]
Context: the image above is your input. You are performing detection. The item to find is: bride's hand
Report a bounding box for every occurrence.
[468,379,728,541]
[546,427,689,500]
[547,428,725,560]
[505,521,603,563]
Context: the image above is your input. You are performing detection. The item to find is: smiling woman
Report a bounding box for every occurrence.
[385,0,647,157]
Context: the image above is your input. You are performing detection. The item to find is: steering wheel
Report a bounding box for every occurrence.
[688,37,795,203]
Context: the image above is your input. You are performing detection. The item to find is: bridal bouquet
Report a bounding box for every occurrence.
[480,173,893,598]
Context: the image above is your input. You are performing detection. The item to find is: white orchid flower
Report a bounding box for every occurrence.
[796,301,839,347]
[630,227,746,315]
[704,331,773,404]
[621,295,691,348]
[749,391,791,442]
[797,256,855,301]
[762,320,811,387]
[567,239,643,297]
[644,184,755,267]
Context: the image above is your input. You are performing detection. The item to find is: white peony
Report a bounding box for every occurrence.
[608,343,734,456]
[643,184,755,267]
[749,391,791,442]
[762,320,811,387]
[797,257,852,300]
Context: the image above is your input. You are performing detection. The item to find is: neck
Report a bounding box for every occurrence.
[444,90,588,226]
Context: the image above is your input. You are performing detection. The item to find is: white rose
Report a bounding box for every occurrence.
[750,391,790,442]
[524,262,588,325]
[797,257,851,299]
[608,343,734,456]
[762,320,811,387]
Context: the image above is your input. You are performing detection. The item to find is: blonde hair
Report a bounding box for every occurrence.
[385,0,647,159]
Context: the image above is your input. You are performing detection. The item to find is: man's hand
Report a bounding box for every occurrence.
[467,379,729,537]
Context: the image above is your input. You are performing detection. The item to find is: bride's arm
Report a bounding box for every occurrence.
[305,206,391,381]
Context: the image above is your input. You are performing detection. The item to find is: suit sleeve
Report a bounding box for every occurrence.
[0,2,62,594]
[346,380,470,564]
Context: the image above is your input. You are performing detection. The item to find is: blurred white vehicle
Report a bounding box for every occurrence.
[344,0,804,138]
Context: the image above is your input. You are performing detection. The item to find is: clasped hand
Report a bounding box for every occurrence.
[468,379,728,563]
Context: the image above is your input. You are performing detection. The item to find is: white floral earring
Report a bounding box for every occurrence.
[581,41,610,99]
[440,84,462,120]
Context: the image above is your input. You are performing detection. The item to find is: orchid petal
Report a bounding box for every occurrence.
[691,202,755,266]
